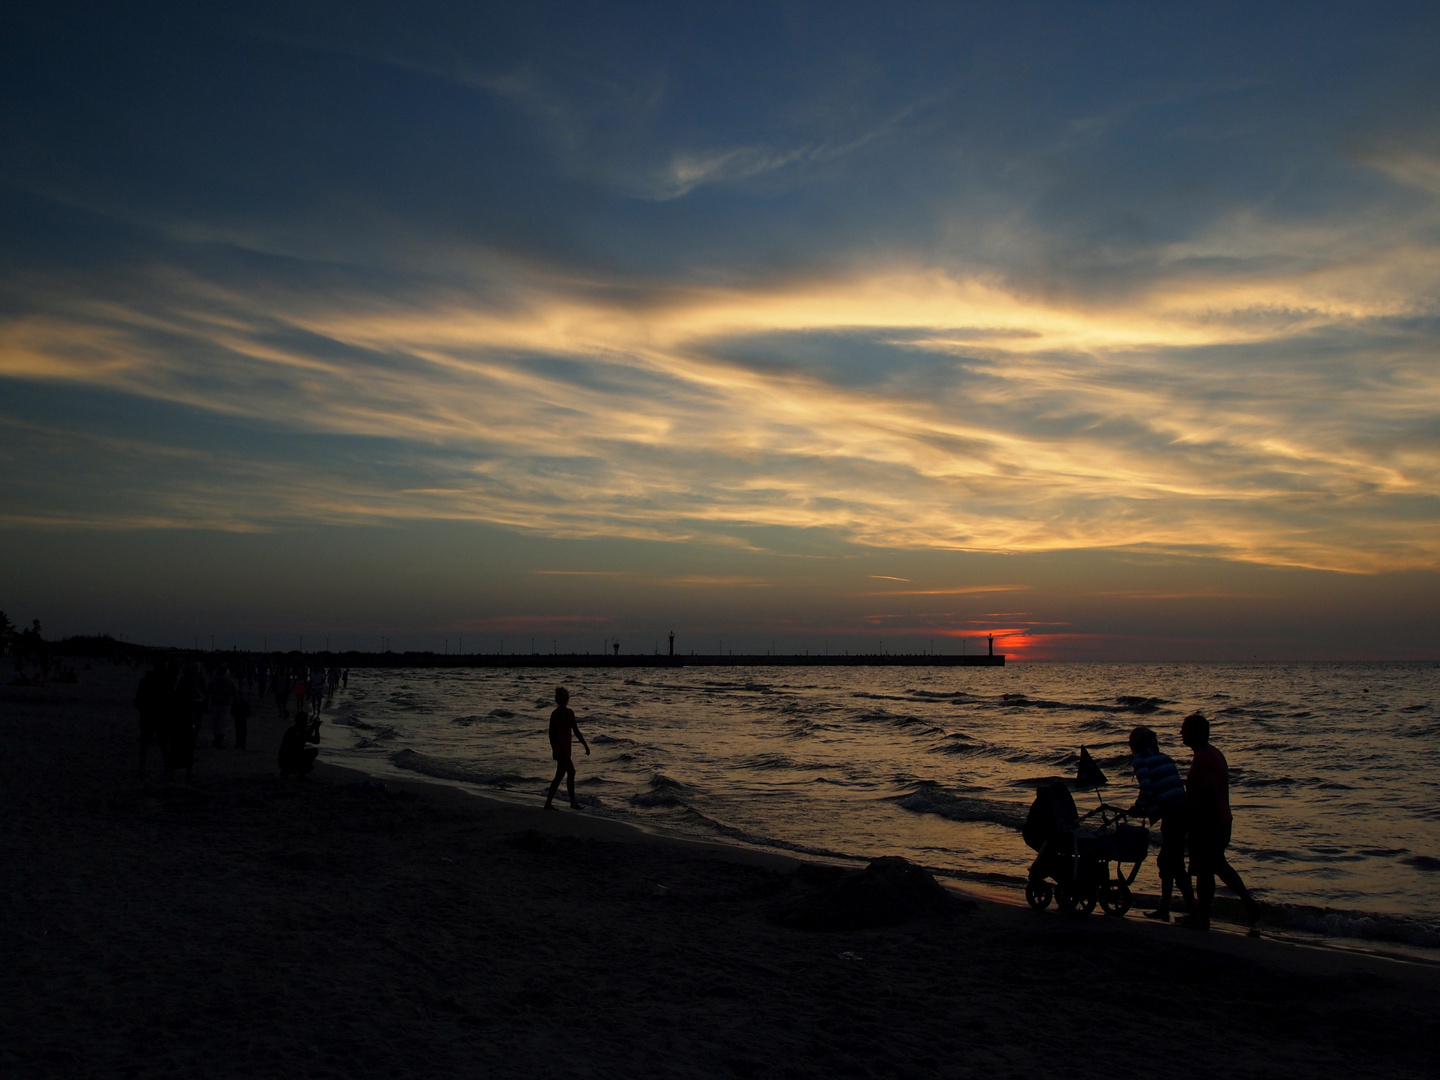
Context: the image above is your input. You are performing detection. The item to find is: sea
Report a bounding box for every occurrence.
[319,661,1440,949]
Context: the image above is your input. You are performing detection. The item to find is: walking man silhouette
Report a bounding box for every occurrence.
[544,686,589,810]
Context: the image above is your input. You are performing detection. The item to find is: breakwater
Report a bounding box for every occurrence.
[343,653,1005,668]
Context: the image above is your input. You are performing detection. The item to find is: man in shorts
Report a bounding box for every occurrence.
[544,686,589,810]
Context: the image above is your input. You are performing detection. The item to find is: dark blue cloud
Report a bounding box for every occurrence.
[6,1,1436,289]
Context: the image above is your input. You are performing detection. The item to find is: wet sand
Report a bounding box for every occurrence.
[4,663,1438,1079]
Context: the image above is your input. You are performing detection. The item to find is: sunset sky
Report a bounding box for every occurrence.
[4,2,1439,659]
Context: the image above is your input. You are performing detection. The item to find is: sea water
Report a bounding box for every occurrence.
[320,662,1440,946]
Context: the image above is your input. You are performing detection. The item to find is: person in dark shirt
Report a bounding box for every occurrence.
[133,659,172,777]
[544,686,589,810]
[163,662,206,780]
[278,713,321,779]
[1181,712,1260,934]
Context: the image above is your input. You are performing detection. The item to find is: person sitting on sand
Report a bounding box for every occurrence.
[1127,725,1196,922]
[278,712,322,779]
[1180,712,1261,934]
[544,686,589,810]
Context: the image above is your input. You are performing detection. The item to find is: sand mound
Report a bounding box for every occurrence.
[770,856,969,931]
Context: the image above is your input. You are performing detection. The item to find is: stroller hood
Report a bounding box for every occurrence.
[1022,782,1080,852]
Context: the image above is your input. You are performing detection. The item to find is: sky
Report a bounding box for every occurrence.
[3,2,1439,659]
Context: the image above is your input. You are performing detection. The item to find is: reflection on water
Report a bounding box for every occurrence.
[322,662,1440,941]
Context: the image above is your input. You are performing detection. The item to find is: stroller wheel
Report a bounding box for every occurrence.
[1025,879,1053,911]
[1099,880,1132,917]
[1054,883,1090,913]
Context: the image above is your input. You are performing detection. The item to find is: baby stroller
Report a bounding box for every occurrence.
[1022,748,1150,916]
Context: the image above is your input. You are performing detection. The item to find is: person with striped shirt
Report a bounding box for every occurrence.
[1128,725,1196,922]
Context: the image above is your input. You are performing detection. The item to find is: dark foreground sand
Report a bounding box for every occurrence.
[4,664,1438,1080]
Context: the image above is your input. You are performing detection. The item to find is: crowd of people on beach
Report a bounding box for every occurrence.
[133,657,347,781]
[127,664,1261,932]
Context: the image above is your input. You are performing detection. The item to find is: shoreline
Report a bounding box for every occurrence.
[6,663,1440,1078]
[353,742,1440,969]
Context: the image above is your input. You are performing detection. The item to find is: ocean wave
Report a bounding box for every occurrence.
[1276,905,1440,949]
[735,753,801,771]
[889,782,1027,831]
[389,749,534,788]
[351,725,401,749]
[991,693,1169,715]
[1113,695,1170,712]
[671,806,857,861]
[629,790,685,808]
[932,741,987,757]
[855,709,943,733]
[1007,774,1072,789]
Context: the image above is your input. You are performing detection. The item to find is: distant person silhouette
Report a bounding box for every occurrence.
[176,661,208,752]
[207,666,237,748]
[1180,712,1260,934]
[1127,725,1196,922]
[231,691,251,750]
[271,669,289,718]
[544,686,589,810]
[278,712,321,779]
[164,663,203,780]
[133,658,171,776]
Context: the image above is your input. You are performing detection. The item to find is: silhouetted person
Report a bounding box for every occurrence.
[278,713,321,779]
[1128,725,1195,921]
[133,659,171,776]
[176,661,208,752]
[1180,712,1260,934]
[207,666,237,748]
[231,692,251,750]
[164,664,203,780]
[544,686,589,810]
[308,667,324,716]
[271,669,289,718]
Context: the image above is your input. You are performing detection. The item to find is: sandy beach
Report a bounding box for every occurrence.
[4,662,1438,1080]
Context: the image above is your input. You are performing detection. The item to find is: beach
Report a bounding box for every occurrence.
[4,662,1439,1079]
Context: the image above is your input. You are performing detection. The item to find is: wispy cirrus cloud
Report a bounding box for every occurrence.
[5,0,1440,621]
[5,215,1438,574]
